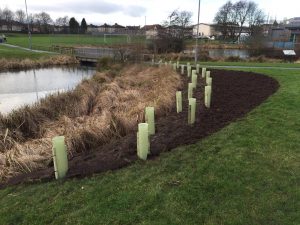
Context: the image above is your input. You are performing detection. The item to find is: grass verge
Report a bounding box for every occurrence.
[0,44,49,59]
[0,65,299,225]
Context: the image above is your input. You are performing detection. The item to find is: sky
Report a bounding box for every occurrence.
[0,0,299,26]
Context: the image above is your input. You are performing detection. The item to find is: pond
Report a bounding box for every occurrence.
[208,49,250,59]
[0,66,95,115]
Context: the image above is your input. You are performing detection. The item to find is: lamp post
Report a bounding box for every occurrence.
[25,0,32,50]
[195,0,201,63]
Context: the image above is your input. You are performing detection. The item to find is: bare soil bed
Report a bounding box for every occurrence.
[2,69,279,187]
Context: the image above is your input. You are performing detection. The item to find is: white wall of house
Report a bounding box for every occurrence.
[193,23,218,37]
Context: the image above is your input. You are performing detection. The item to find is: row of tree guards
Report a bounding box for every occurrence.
[51,62,213,180]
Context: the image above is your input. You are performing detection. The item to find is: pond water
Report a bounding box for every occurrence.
[208,49,250,59]
[0,66,95,115]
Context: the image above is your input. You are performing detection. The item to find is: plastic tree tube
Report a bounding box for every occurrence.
[137,123,149,160]
[202,68,207,78]
[188,83,194,99]
[145,107,155,135]
[192,74,198,88]
[188,98,196,125]
[207,77,212,86]
[187,66,192,77]
[196,64,200,74]
[52,136,68,180]
[181,65,185,75]
[173,63,177,71]
[205,86,212,108]
[176,91,182,113]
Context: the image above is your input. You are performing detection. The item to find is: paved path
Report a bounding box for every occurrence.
[0,43,57,54]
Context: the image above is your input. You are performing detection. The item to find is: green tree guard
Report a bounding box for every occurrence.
[207,77,212,86]
[173,63,177,71]
[187,66,192,77]
[52,136,68,180]
[181,65,185,75]
[196,64,200,74]
[192,74,198,88]
[205,86,212,108]
[176,91,182,113]
[187,62,190,68]
[192,69,197,77]
[165,62,168,66]
[177,61,180,69]
[206,71,211,83]
[202,68,207,78]
[145,107,155,135]
[137,123,150,160]
[188,83,194,99]
[188,98,196,125]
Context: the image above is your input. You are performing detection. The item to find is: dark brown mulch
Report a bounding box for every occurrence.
[2,69,279,187]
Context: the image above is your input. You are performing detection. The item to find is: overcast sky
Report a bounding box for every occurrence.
[0,0,298,26]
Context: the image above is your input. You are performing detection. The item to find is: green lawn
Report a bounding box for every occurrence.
[0,65,299,225]
[5,33,146,50]
[0,44,50,59]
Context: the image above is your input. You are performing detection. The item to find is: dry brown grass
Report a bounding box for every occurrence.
[0,64,182,182]
[0,55,78,72]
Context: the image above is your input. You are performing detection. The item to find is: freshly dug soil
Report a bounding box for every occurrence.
[2,69,279,187]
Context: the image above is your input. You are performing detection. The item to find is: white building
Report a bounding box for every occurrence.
[193,23,220,38]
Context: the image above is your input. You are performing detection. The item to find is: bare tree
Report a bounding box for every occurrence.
[214,1,236,39]
[2,7,14,31]
[35,12,53,33]
[55,16,69,33]
[214,0,265,40]
[55,16,69,26]
[15,9,26,24]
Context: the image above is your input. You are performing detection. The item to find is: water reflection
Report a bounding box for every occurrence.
[0,66,95,114]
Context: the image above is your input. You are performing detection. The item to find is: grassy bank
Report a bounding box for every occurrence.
[0,64,299,225]
[0,54,79,72]
[0,44,50,59]
[5,33,146,49]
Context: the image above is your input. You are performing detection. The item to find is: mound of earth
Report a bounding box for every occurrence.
[2,69,279,187]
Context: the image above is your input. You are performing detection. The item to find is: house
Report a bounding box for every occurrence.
[193,23,219,38]
[125,26,140,35]
[0,20,24,32]
[142,24,164,39]
[267,17,300,50]
[168,25,193,38]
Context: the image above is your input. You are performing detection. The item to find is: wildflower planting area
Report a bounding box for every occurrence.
[0,64,299,224]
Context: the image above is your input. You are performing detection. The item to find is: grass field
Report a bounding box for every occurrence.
[0,44,50,59]
[0,64,299,225]
[4,33,145,50]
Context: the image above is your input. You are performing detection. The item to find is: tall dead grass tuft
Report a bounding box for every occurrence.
[0,55,78,72]
[0,64,182,182]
